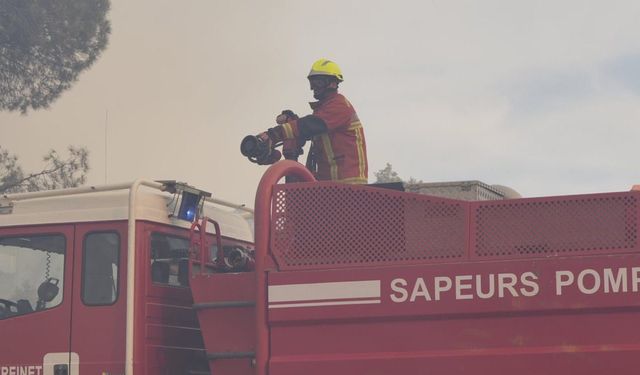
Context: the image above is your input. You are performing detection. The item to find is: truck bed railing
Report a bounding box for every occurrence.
[268,180,639,271]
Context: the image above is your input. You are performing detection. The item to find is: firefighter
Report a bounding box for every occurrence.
[244,59,368,184]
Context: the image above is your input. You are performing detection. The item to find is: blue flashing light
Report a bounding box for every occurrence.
[177,191,201,222]
[184,207,196,221]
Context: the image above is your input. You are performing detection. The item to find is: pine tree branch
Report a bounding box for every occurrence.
[0,161,68,192]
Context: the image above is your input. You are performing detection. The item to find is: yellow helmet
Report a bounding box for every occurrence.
[308,59,344,82]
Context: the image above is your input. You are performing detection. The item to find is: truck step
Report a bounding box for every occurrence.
[207,351,255,360]
[191,272,256,375]
[193,300,255,309]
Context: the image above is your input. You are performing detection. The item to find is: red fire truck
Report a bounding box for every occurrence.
[1,160,640,375]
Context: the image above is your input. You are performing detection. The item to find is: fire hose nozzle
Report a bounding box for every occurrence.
[241,135,281,165]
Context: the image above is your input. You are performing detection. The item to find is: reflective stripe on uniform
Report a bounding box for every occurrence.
[320,134,338,181]
[347,121,362,131]
[354,124,366,180]
[283,123,295,139]
[347,121,366,180]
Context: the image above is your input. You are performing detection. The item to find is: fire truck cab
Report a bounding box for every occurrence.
[0,180,253,375]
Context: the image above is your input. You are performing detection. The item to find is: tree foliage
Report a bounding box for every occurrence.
[374,163,402,183]
[374,162,423,184]
[0,0,111,113]
[0,146,89,193]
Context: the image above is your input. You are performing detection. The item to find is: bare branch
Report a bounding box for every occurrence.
[0,146,90,193]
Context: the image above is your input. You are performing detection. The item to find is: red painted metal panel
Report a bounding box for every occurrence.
[71,221,128,374]
[269,255,640,322]
[268,254,640,374]
[0,224,74,371]
[190,272,255,351]
[190,272,256,375]
[250,161,640,374]
[269,350,638,375]
[144,346,196,374]
[261,171,640,374]
[133,223,147,375]
[139,222,205,375]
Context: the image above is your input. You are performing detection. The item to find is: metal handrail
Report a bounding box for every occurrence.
[253,161,315,375]
[188,217,226,275]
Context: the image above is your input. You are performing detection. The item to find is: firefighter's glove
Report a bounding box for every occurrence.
[255,132,285,165]
[276,109,299,125]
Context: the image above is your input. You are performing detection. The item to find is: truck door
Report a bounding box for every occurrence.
[70,222,127,374]
[0,225,74,375]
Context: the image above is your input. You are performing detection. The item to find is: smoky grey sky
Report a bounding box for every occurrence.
[2,1,640,206]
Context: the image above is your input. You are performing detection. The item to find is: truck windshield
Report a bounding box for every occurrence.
[0,234,65,319]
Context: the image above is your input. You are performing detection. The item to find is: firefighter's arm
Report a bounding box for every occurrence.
[312,96,353,131]
[264,115,328,143]
[261,118,320,161]
[267,96,352,142]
